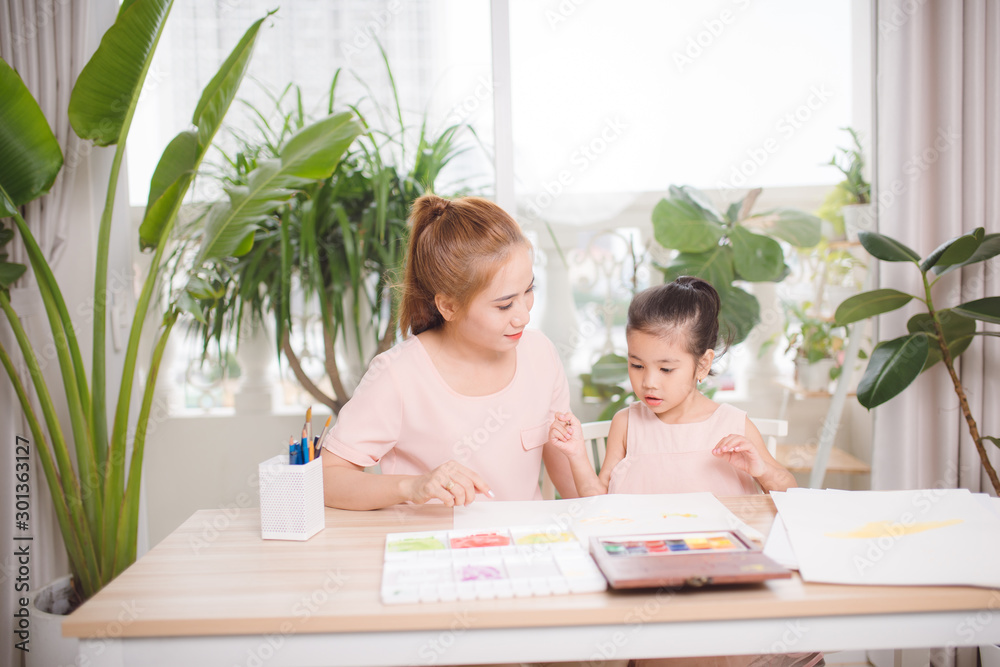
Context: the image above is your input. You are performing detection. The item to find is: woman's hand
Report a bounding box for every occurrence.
[404,460,493,507]
[548,412,587,459]
[712,434,766,478]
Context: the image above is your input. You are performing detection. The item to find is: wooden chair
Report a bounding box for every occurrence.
[750,417,788,457]
[538,415,787,499]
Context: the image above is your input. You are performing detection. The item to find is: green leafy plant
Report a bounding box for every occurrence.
[827,126,871,205]
[0,2,359,604]
[185,49,471,413]
[652,185,822,344]
[834,228,1000,494]
[784,301,845,366]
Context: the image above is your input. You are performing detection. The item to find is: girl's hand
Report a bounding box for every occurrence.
[548,411,587,459]
[405,461,492,507]
[712,434,766,478]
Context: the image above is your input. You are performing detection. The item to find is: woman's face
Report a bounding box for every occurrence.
[446,244,535,353]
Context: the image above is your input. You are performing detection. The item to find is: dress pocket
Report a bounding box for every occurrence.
[520,422,550,451]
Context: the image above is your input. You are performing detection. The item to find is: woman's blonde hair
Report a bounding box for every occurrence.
[399,194,529,336]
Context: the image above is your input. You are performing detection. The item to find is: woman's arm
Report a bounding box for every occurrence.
[322,449,492,510]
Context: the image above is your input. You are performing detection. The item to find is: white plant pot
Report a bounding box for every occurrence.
[27,574,80,667]
[795,357,836,393]
[842,203,875,242]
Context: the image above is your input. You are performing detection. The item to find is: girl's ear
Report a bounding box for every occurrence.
[697,349,715,381]
[435,293,459,322]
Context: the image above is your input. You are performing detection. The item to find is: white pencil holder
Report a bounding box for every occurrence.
[258,455,325,540]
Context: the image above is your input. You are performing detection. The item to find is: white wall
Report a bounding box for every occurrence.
[144,411,317,546]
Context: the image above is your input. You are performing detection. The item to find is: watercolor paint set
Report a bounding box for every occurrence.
[381,526,607,604]
[590,530,792,590]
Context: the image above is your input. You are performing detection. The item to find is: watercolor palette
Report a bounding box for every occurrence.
[381,525,606,604]
[590,530,792,590]
[597,531,747,557]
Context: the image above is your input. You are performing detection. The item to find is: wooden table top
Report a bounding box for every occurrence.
[63,495,999,638]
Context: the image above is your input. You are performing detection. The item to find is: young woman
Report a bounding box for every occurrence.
[321,194,578,509]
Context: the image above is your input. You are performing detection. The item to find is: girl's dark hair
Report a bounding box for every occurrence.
[399,194,530,336]
[626,276,730,366]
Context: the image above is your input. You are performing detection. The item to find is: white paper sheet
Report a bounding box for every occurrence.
[762,515,799,570]
[772,488,1000,588]
[974,493,1000,521]
[454,492,765,544]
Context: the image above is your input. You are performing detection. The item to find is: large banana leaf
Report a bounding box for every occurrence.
[0,60,63,216]
[68,0,173,145]
[191,112,363,269]
[107,11,277,580]
[192,11,275,149]
[75,0,177,493]
[139,12,272,250]
[137,131,199,249]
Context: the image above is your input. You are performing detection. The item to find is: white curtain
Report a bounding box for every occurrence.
[0,1,116,666]
[873,0,1000,492]
[873,1,999,664]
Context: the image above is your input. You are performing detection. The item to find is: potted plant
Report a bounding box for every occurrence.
[826,126,872,241]
[0,0,360,622]
[833,227,1000,494]
[183,50,471,413]
[652,185,822,344]
[782,301,847,392]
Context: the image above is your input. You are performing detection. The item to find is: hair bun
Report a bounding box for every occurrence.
[430,197,451,219]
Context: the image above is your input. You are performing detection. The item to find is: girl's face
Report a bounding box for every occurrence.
[626,329,714,420]
[446,244,535,353]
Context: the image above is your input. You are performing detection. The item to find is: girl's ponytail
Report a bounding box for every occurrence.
[626,276,730,368]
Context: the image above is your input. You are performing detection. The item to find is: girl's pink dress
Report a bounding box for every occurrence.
[608,401,759,496]
[611,403,825,667]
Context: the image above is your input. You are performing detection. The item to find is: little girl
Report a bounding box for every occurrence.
[321,194,578,510]
[551,276,796,496]
[551,277,819,667]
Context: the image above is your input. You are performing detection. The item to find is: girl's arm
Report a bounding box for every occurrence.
[549,408,629,496]
[712,418,797,493]
[541,441,580,499]
[322,449,492,510]
[549,412,604,496]
[593,409,629,493]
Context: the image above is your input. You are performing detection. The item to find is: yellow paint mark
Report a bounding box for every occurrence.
[662,513,699,519]
[825,519,964,539]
